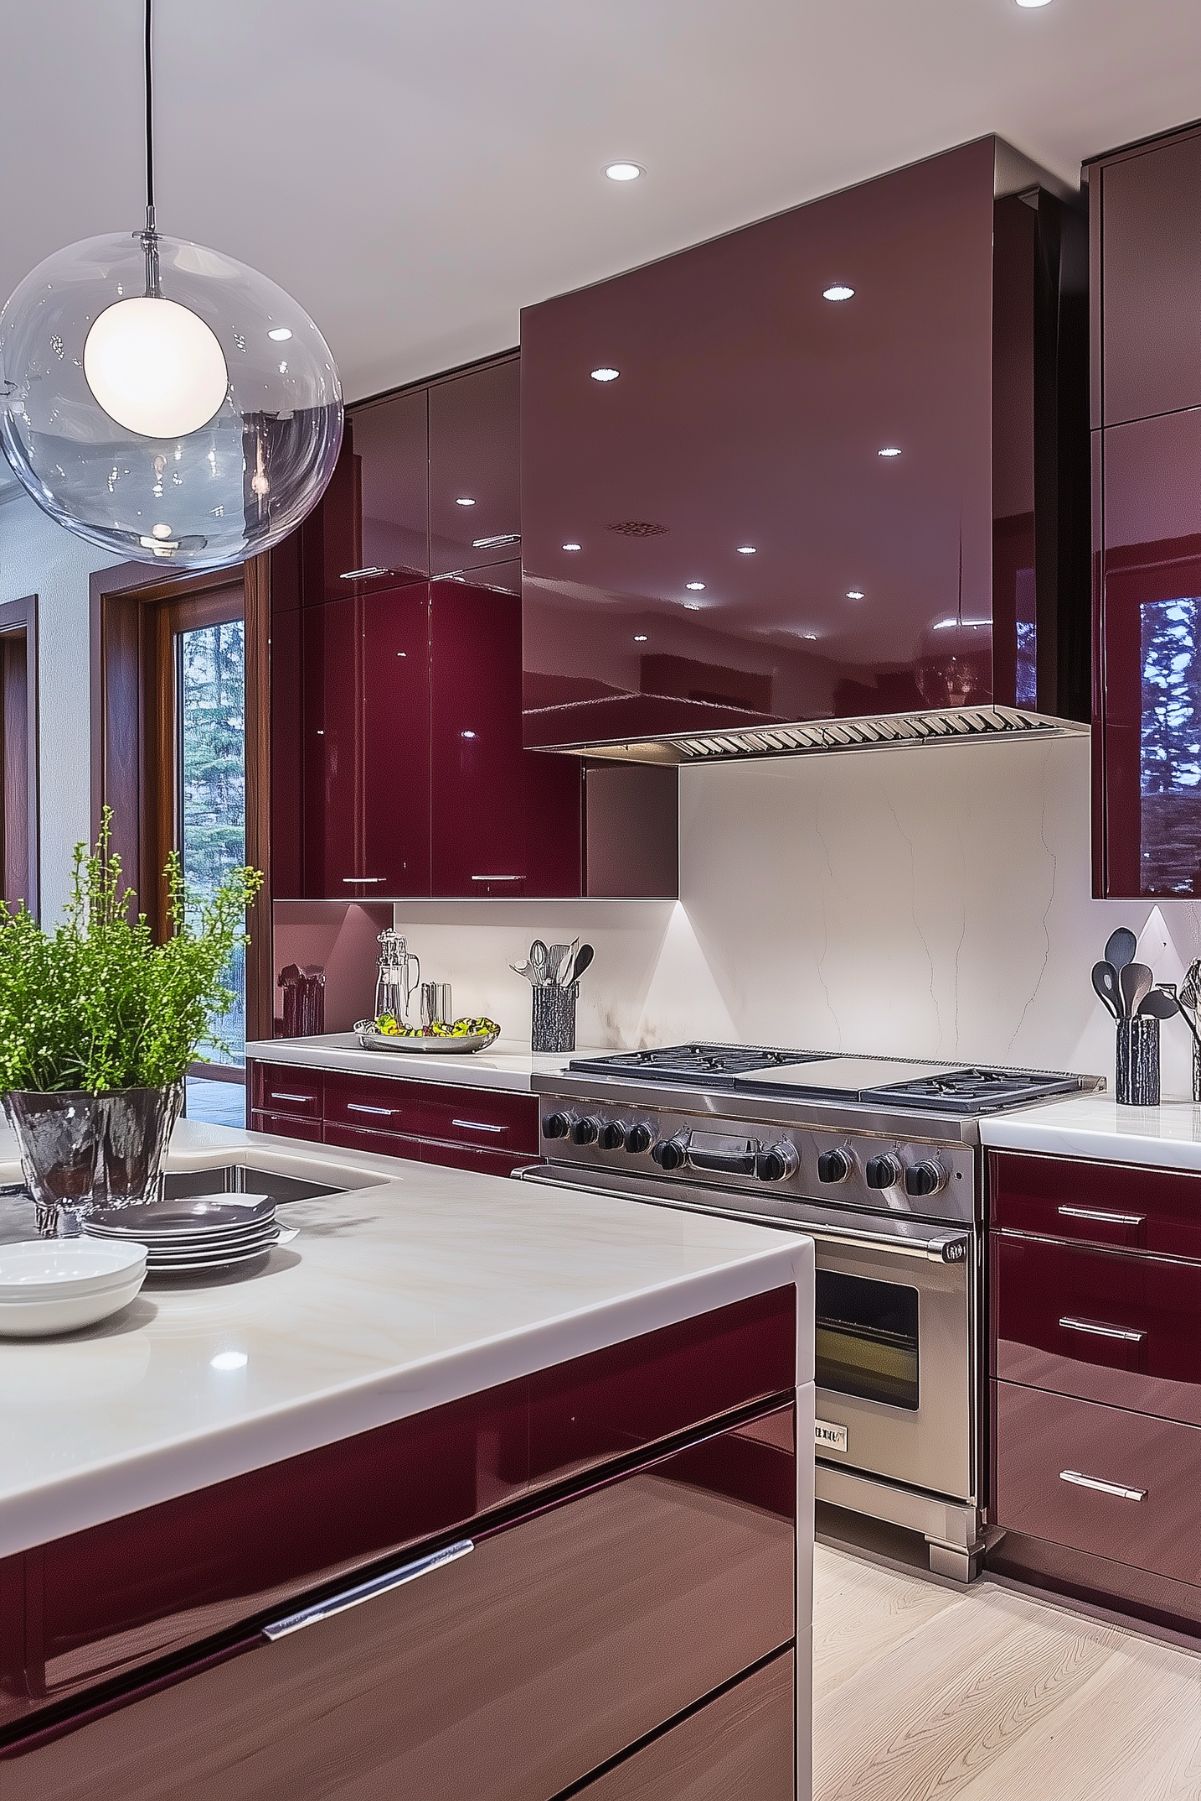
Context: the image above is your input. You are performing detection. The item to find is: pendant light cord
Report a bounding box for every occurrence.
[141,0,161,294]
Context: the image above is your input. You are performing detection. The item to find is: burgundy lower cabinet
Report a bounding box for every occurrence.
[987,1148,1201,1635]
[0,1299,798,1801]
[247,1061,539,1176]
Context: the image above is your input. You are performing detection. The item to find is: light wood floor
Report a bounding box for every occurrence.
[814,1544,1201,1801]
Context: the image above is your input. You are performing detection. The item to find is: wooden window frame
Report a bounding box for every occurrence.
[90,558,271,1042]
[0,593,40,918]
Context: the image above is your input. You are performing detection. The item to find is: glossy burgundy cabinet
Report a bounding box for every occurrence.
[304,387,430,601]
[429,357,521,575]
[1091,125,1201,429]
[520,137,1087,755]
[988,1147,1201,1635]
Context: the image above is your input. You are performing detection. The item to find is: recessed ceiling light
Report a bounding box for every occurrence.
[737,545,757,555]
[461,729,477,739]
[685,581,706,591]
[846,588,866,600]
[605,162,644,182]
[267,326,293,342]
[590,367,620,382]
[562,541,582,551]
[877,446,902,458]
[455,495,476,506]
[633,633,648,642]
[822,285,855,302]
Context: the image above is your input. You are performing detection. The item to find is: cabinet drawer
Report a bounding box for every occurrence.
[249,1110,323,1143]
[320,1120,522,1178]
[578,1650,795,1801]
[321,1119,420,1161]
[323,1071,420,1134]
[4,1416,795,1801]
[249,1064,322,1120]
[416,1135,530,1179]
[993,1234,1201,1425]
[324,1072,538,1154]
[989,1150,1201,1259]
[993,1382,1201,1587]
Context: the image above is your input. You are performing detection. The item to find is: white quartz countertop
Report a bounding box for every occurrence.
[244,1034,611,1091]
[0,1120,812,1557]
[981,1090,1201,1172]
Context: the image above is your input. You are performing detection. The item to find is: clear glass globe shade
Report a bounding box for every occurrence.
[84,295,229,438]
[0,231,342,571]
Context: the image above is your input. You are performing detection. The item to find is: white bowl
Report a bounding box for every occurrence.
[0,1242,148,1337]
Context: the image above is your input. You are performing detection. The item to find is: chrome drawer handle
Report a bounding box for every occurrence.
[341,876,386,884]
[1058,1205,1146,1227]
[470,874,523,882]
[347,1103,398,1118]
[1059,1470,1146,1502]
[269,1092,313,1106]
[262,1540,474,1640]
[451,1118,506,1135]
[1060,1316,1147,1343]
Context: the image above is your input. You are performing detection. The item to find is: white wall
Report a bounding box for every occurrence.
[0,484,119,921]
[394,732,1201,1098]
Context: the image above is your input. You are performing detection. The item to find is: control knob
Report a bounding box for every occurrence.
[624,1124,653,1154]
[865,1153,902,1191]
[570,1117,600,1146]
[816,1148,852,1185]
[905,1160,945,1198]
[755,1143,797,1182]
[598,1121,626,1151]
[543,1112,571,1141]
[651,1138,687,1172]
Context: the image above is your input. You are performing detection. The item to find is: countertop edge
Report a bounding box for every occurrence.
[980,1094,1201,1172]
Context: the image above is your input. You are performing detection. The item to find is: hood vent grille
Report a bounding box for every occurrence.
[578,705,1088,764]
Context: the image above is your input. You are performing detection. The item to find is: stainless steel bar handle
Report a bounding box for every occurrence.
[1058,1205,1145,1227]
[451,1118,506,1135]
[1059,1470,1146,1502]
[1059,1316,1146,1343]
[342,876,386,884]
[262,1540,474,1641]
[269,1092,313,1106]
[470,874,523,882]
[347,1103,398,1118]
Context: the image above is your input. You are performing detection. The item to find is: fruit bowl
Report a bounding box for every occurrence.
[353,1015,501,1055]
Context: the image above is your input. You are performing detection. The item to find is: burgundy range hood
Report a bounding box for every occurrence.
[519,137,1090,762]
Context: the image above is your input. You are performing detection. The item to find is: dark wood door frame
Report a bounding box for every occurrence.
[0,594,39,917]
[90,558,272,1042]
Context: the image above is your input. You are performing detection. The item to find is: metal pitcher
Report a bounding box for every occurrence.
[374,929,421,1025]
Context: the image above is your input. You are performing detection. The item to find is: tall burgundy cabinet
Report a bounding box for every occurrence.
[520,137,1088,757]
[270,354,677,901]
[1089,122,1201,898]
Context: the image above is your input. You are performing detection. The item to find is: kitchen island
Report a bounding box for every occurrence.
[0,1120,814,1800]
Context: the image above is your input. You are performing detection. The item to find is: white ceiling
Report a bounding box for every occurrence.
[2,0,1199,402]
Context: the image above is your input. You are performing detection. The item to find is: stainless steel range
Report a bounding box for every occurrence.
[522,1044,1101,1581]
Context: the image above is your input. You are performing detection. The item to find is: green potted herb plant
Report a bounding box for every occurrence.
[0,812,262,1237]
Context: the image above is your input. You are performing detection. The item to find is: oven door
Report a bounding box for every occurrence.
[517,1162,976,1505]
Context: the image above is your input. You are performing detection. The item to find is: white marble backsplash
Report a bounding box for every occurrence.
[393,732,1201,1099]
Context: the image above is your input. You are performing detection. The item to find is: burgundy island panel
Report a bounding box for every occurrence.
[0,1289,795,1732]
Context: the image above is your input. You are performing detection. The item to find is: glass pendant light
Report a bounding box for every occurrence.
[0,0,342,570]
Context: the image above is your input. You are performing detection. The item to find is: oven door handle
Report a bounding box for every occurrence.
[514,1165,969,1263]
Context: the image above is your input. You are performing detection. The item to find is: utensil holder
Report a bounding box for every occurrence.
[1115,1016,1160,1106]
[531,983,577,1055]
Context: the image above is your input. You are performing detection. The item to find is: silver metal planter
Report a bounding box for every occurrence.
[2,1084,183,1237]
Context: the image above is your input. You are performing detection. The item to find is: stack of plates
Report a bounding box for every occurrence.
[0,1240,148,1336]
[84,1195,295,1276]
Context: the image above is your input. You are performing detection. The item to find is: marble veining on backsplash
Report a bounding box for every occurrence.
[280,733,1201,1098]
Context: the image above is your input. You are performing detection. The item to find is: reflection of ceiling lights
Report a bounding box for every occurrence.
[562,541,581,551]
[605,162,644,181]
[455,496,476,506]
[1015,0,1052,8]
[846,588,865,600]
[685,581,706,591]
[590,367,620,382]
[737,545,757,554]
[633,633,648,642]
[268,326,293,342]
[822,284,855,301]
[933,617,990,630]
[684,602,703,610]
[877,446,902,458]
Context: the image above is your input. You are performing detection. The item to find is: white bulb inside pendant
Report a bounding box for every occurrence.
[83,295,229,438]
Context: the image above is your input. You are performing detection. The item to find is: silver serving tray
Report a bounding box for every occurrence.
[354,1023,499,1055]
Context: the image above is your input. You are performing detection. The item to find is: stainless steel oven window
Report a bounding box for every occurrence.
[815,1269,920,1411]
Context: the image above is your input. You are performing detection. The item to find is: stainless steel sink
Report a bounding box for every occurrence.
[163,1164,345,1207]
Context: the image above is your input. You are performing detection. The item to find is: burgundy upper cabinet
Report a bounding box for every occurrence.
[1094,128,1201,428]
[1089,122,1201,898]
[304,388,430,603]
[520,138,1088,755]
[429,359,522,575]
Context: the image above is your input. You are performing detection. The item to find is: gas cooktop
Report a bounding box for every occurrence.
[566,1044,1090,1115]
